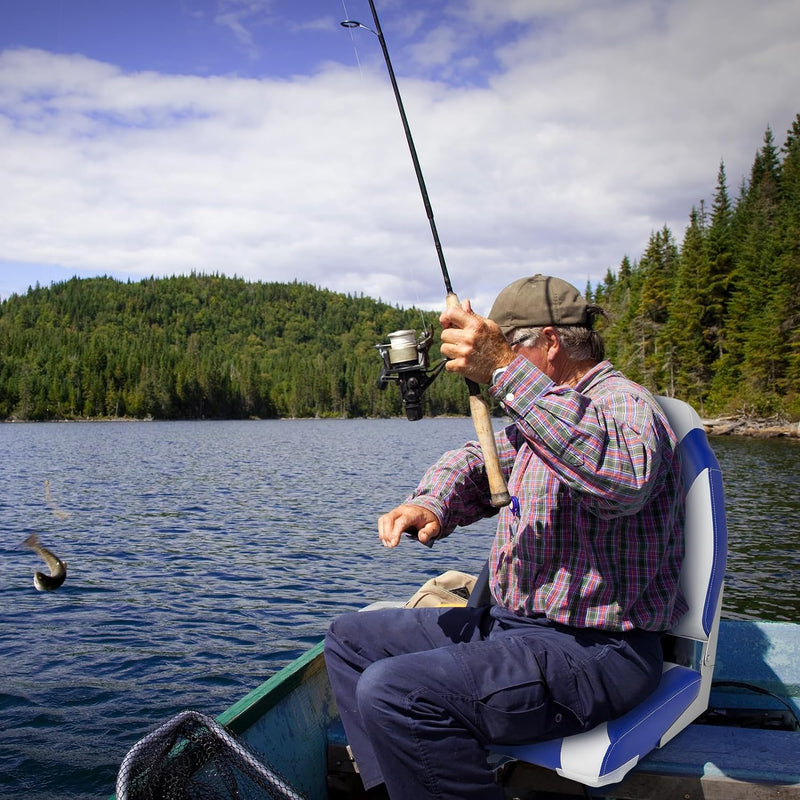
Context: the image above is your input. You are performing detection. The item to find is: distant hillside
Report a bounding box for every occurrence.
[0,274,468,420]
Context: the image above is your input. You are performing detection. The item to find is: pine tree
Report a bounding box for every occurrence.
[717,126,783,413]
[662,207,708,407]
[634,227,680,391]
[602,255,643,381]
[774,113,800,414]
[704,163,735,365]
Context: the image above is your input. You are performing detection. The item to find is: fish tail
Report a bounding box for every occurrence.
[23,533,40,549]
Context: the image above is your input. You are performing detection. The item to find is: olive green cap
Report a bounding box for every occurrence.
[488,274,589,335]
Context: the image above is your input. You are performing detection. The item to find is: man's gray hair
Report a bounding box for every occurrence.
[510,323,605,362]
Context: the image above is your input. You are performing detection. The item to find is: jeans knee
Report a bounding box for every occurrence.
[325,612,361,656]
[327,610,361,638]
[356,657,411,720]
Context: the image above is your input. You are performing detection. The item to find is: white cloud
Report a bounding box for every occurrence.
[2,0,800,311]
[213,0,277,59]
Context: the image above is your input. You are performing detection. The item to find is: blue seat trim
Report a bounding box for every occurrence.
[599,667,702,777]
[497,666,702,779]
[678,427,727,636]
[678,427,718,489]
[703,466,727,635]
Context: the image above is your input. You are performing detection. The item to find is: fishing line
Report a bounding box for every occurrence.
[341,1,511,507]
[340,0,364,78]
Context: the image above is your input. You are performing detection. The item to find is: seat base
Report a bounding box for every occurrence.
[491,663,702,788]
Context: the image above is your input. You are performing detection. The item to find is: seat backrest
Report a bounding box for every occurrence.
[657,396,727,642]
[655,395,728,744]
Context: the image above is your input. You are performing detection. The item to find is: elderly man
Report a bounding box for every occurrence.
[324,275,686,800]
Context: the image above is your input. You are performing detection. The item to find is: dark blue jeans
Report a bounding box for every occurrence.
[324,605,662,800]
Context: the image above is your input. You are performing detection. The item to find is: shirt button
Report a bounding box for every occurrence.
[555,713,563,723]
[504,392,515,403]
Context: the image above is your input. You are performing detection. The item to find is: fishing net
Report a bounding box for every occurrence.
[115,710,306,800]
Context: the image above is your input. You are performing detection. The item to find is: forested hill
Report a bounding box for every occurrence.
[0,275,470,420]
[592,113,800,420]
[3,113,800,422]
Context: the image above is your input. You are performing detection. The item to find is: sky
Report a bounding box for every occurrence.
[1,0,800,314]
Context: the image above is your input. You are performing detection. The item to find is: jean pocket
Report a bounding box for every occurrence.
[476,677,585,745]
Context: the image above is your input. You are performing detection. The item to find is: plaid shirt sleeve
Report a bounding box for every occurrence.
[404,438,506,537]
[493,356,673,516]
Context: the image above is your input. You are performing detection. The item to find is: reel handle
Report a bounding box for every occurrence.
[446,292,512,508]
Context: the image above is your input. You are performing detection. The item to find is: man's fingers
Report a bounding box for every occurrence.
[415,521,440,544]
[378,506,440,548]
[377,511,398,547]
[440,300,475,330]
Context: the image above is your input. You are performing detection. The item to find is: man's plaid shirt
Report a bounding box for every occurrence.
[407,357,687,632]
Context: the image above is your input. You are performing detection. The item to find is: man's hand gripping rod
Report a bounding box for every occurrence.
[443,296,511,508]
[342,1,511,508]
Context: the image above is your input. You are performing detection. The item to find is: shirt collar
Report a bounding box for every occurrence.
[572,360,615,394]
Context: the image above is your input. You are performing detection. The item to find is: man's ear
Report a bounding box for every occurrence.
[542,326,560,361]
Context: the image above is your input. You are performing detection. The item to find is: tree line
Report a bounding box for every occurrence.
[593,113,800,419]
[2,113,799,422]
[0,276,468,420]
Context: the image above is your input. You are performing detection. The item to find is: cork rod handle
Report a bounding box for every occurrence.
[446,292,511,508]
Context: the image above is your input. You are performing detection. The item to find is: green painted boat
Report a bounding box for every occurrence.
[113,616,800,800]
[218,641,335,799]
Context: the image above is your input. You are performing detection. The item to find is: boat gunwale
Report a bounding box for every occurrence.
[216,640,326,735]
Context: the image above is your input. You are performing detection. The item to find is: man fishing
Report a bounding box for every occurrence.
[324,274,687,800]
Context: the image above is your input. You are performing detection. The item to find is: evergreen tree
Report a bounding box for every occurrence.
[774,114,800,415]
[713,126,783,413]
[662,207,708,407]
[602,255,642,382]
[633,227,679,390]
[704,162,735,364]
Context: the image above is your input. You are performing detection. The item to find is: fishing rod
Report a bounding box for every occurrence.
[341,1,511,508]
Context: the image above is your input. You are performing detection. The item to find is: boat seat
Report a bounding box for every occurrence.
[485,395,728,787]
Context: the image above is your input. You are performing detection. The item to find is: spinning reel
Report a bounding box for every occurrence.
[376,329,446,421]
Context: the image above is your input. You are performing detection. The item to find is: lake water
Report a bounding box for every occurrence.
[1,418,799,800]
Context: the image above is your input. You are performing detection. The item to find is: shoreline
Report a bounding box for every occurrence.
[702,417,800,439]
[4,415,800,439]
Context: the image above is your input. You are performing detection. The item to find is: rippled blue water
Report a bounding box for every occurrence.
[1,419,798,800]
[707,434,800,622]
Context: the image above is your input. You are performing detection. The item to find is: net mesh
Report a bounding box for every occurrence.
[116,710,307,800]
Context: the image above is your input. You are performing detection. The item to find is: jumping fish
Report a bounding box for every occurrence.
[22,533,67,591]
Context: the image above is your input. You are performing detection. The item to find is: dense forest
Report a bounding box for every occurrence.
[0,276,465,420]
[1,113,799,422]
[592,114,800,419]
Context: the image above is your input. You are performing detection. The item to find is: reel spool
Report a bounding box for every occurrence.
[376,328,446,420]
